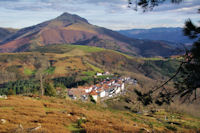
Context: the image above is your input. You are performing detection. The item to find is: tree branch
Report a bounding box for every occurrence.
[152,61,184,92]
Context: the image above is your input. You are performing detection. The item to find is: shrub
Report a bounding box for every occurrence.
[44,82,56,96]
[165,125,177,131]
[7,88,15,95]
[77,118,87,127]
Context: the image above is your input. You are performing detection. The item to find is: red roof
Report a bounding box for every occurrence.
[90,90,98,95]
[96,84,102,88]
[78,86,89,90]
[102,84,110,90]
[106,81,111,84]
[68,88,87,96]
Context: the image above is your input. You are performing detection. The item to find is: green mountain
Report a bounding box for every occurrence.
[0,44,179,88]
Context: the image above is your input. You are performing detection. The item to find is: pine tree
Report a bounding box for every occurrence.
[129,0,200,104]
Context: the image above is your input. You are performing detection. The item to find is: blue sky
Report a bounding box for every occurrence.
[0,0,199,30]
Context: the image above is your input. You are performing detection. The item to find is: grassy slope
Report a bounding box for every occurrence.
[0,44,180,86]
[30,44,104,54]
[0,96,199,133]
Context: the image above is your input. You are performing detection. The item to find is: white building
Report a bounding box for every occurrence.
[111,80,115,84]
[84,87,93,93]
[96,73,102,76]
[90,91,98,101]
[107,82,112,86]
[99,90,106,98]
[92,95,98,101]
[121,83,125,91]
[115,86,121,94]
[104,71,110,75]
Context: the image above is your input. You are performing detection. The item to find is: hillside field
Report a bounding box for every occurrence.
[0,44,179,86]
[0,95,200,133]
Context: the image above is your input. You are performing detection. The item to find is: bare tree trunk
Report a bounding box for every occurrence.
[40,74,44,96]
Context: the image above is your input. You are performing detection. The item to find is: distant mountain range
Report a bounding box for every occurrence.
[0,13,177,57]
[118,27,194,45]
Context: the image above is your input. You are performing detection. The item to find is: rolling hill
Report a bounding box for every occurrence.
[118,27,194,45]
[0,12,176,57]
[0,44,179,89]
[0,28,17,42]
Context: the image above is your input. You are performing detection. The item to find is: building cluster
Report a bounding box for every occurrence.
[67,77,133,102]
[96,71,112,76]
[0,95,7,100]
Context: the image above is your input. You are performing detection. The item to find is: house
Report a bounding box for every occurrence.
[109,88,115,94]
[124,77,131,81]
[107,81,112,86]
[88,86,93,92]
[68,88,86,100]
[115,86,121,94]
[111,79,115,84]
[90,91,98,101]
[98,89,106,98]
[102,84,109,90]
[68,91,77,100]
[102,84,110,96]
[81,94,88,100]
[116,80,125,91]
[96,84,102,88]
[104,71,110,75]
[121,83,125,91]
[80,86,92,93]
[0,95,7,100]
[96,72,102,76]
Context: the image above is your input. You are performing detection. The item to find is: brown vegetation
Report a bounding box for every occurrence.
[0,96,200,133]
[0,96,143,133]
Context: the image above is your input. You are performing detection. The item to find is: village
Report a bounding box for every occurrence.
[67,72,137,102]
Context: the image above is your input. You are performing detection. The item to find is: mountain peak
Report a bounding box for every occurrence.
[55,12,89,24]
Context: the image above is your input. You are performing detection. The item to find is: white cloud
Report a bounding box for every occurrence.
[0,0,199,30]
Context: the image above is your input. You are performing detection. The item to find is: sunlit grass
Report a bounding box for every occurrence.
[67,123,85,132]
[86,62,103,72]
[0,96,199,132]
[24,68,35,75]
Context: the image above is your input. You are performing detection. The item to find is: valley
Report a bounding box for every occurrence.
[0,8,199,133]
